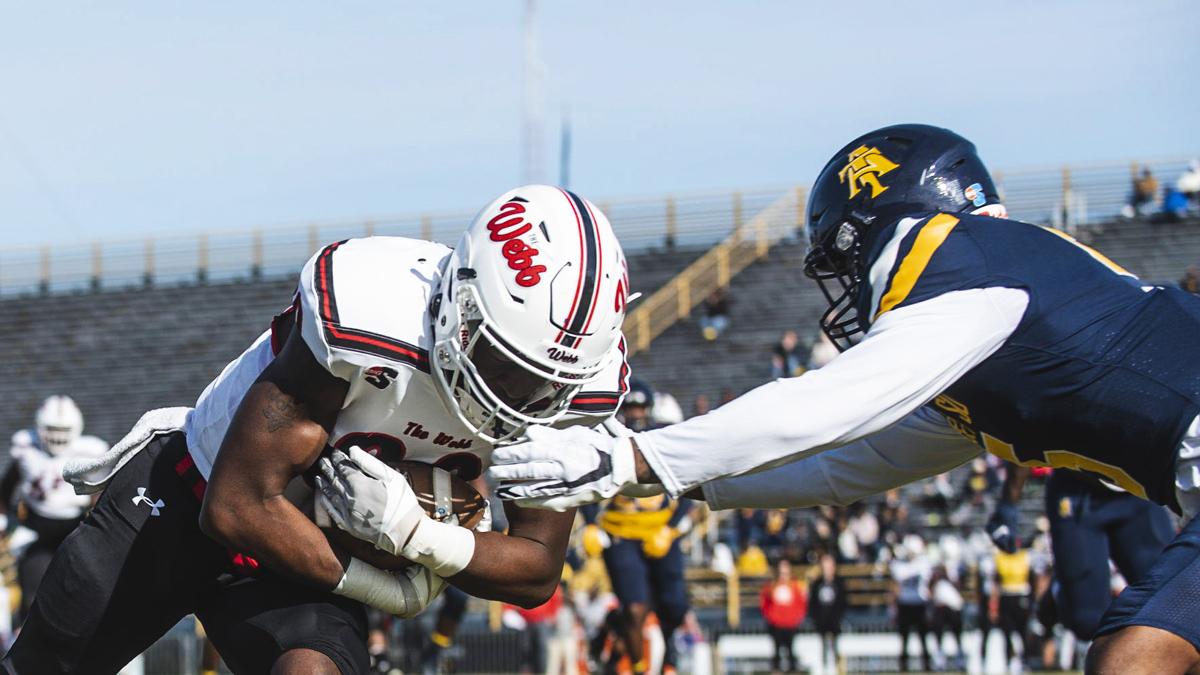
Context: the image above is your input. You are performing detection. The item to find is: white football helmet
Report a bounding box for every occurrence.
[430,185,629,443]
[36,395,84,456]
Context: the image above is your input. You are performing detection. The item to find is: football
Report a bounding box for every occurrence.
[308,457,488,570]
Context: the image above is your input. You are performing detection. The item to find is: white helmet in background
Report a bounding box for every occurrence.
[430,185,629,443]
[36,395,84,455]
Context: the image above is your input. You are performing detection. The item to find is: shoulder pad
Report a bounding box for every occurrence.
[297,237,451,380]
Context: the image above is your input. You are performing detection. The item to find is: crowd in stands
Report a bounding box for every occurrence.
[1125,160,1200,221]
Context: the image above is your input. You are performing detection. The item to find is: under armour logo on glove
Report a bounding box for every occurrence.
[132,487,165,516]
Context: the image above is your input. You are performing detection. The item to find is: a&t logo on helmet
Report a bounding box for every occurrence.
[487,198,547,287]
[838,145,900,199]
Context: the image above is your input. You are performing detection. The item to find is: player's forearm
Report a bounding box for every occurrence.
[447,529,567,608]
[1001,464,1031,503]
[201,491,348,589]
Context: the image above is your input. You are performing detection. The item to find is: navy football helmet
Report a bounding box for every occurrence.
[803,124,1005,350]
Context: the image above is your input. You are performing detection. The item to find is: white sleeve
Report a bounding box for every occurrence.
[700,406,982,510]
[635,286,1029,496]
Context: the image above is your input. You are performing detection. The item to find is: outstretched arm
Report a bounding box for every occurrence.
[987,463,1030,553]
[492,287,1028,508]
[695,407,982,510]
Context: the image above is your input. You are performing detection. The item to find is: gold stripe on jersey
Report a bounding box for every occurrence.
[875,214,960,320]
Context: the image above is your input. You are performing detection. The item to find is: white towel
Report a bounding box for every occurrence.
[64,407,192,495]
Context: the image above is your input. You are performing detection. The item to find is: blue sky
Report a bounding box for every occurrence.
[1,1,1197,247]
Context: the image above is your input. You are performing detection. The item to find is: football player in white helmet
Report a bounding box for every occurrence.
[34,395,85,456]
[4,186,630,675]
[0,396,108,628]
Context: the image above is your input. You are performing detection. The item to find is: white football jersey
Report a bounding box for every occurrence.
[185,236,629,481]
[9,430,109,520]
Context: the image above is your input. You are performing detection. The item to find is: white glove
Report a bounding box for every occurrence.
[316,446,475,577]
[489,425,638,511]
[332,557,447,618]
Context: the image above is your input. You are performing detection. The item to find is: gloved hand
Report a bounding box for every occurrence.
[987,500,1020,553]
[315,446,425,556]
[490,426,638,511]
[316,446,476,577]
[642,525,678,559]
[332,558,447,619]
[581,524,610,558]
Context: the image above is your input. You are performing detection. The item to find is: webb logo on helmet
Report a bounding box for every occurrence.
[487,197,547,288]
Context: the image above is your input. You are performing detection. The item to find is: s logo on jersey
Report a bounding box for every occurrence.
[838,145,899,199]
[364,366,398,390]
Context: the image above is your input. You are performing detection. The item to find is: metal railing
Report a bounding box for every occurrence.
[0,156,1193,299]
[0,189,787,297]
[622,188,805,355]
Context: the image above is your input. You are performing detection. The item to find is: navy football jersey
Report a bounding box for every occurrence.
[862,212,1200,507]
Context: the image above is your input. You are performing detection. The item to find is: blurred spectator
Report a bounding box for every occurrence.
[719,389,737,407]
[1180,264,1200,293]
[762,509,790,560]
[737,544,770,577]
[963,457,1000,506]
[759,560,808,675]
[835,516,859,563]
[921,473,957,514]
[808,553,847,672]
[1128,167,1159,217]
[890,535,932,673]
[807,331,839,370]
[700,289,732,340]
[1178,159,1200,211]
[770,330,805,378]
[735,509,765,552]
[930,564,966,672]
[691,393,711,418]
[847,503,880,561]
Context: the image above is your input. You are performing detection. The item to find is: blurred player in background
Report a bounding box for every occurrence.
[992,535,1033,674]
[889,535,932,673]
[2,185,630,675]
[494,125,1200,675]
[0,396,107,628]
[989,466,1175,647]
[579,379,691,675]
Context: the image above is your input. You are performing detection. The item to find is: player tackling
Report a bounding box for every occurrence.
[491,125,1200,675]
[2,185,630,675]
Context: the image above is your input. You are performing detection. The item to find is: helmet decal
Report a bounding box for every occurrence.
[964,182,987,207]
[838,145,900,199]
[487,199,547,288]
